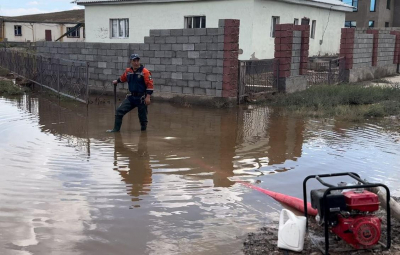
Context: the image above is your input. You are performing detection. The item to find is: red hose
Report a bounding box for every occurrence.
[239,181,318,216]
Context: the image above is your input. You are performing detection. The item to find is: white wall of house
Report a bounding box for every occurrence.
[4,22,85,42]
[83,0,348,59]
[84,0,255,60]
[253,0,346,58]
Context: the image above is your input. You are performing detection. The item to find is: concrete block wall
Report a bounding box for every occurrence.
[290,31,302,76]
[340,28,399,82]
[377,34,396,66]
[35,19,240,99]
[341,28,398,69]
[353,34,374,68]
[356,27,400,34]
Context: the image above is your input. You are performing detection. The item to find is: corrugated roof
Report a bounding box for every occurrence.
[1,10,84,24]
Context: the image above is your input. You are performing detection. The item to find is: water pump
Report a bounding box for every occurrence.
[303,173,391,254]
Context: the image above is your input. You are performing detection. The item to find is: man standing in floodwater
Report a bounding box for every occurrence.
[107,54,154,133]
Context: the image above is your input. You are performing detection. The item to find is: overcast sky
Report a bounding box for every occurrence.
[0,0,84,17]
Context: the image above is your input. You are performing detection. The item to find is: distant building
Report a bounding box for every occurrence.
[76,0,353,59]
[0,10,85,43]
[343,0,400,28]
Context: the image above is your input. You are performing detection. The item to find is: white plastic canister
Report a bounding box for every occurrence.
[277,209,307,252]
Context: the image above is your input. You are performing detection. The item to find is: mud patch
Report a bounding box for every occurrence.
[243,198,400,255]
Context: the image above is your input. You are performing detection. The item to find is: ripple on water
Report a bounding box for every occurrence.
[1,96,400,254]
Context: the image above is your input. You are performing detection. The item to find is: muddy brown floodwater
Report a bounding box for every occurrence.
[1,94,400,255]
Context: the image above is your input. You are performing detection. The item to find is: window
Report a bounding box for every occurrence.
[294,19,299,25]
[385,22,390,27]
[301,18,310,25]
[370,0,376,11]
[311,20,316,39]
[184,16,206,28]
[271,16,280,38]
[387,0,391,9]
[345,21,357,28]
[110,19,129,38]
[369,20,375,27]
[67,27,80,38]
[14,25,22,36]
[343,0,358,11]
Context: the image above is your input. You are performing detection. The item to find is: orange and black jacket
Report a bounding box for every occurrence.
[117,65,154,95]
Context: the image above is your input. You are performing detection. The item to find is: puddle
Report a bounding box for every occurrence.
[1,94,400,254]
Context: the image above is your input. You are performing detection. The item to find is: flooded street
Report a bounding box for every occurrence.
[1,94,400,255]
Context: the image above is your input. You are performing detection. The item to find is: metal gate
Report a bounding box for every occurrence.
[0,48,89,104]
[307,57,346,86]
[238,59,279,103]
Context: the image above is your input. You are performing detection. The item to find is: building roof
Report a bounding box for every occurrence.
[280,0,353,11]
[0,10,84,24]
[75,0,353,11]
[305,0,353,8]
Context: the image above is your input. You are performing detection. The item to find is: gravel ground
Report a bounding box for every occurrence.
[243,198,400,255]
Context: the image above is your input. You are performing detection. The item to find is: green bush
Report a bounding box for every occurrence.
[0,68,10,77]
[363,104,385,118]
[263,84,400,120]
[271,84,400,108]
[0,80,24,95]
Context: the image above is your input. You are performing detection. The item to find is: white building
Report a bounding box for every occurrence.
[76,0,352,60]
[0,10,85,43]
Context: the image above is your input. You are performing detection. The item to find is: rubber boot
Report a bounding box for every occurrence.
[140,124,147,131]
[106,116,123,133]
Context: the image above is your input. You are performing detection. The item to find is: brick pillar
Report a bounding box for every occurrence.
[274,24,310,78]
[340,28,355,69]
[390,31,400,64]
[367,29,379,66]
[221,19,240,98]
[297,25,310,75]
[274,24,308,93]
[274,24,294,78]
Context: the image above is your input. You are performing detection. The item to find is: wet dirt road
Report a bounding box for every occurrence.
[1,94,400,255]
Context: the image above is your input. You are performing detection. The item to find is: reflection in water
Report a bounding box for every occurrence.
[234,107,305,176]
[266,116,304,166]
[114,132,152,204]
[0,96,92,255]
[1,94,400,255]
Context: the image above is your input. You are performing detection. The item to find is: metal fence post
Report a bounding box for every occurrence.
[0,47,90,105]
[86,62,90,105]
[237,60,240,104]
[276,59,280,90]
[339,57,345,83]
[57,59,60,97]
[39,56,43,89]
[328,60,332,85]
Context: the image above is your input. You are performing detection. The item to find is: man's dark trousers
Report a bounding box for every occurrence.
[116,96,148,129]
